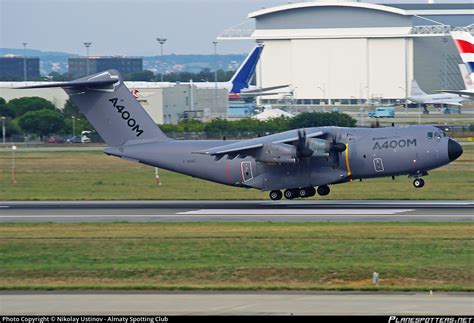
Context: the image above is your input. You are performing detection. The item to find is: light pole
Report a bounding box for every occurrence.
[212,40,218,109]
[22,42,28,82]
[317,85,326,105]
[11,145,17,184]
[155,37,167,187]
[72,116,76,137]
[212,41,218,84]
[156,37,167,82]
[359,84,369,106]
[442,37,449,89]
[398,86,408,114]
[418,103,422,125]
[83,42,92,75]
[1,116,5,146]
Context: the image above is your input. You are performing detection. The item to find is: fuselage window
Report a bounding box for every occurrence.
[427,132,433,139]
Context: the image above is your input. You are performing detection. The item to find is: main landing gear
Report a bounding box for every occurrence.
[317,185,330,196]
[269,185,330,200]
[413,178,425,188]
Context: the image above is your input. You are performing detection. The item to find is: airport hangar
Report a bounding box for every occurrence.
[219,1,474,107]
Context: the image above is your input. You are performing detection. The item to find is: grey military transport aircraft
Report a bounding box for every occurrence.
[19,70,463,200]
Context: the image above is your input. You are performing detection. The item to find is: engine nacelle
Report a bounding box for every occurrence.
[307,138,331,157]
[255,143,297,164]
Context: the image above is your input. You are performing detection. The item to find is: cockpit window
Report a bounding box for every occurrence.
[435,132,442,140]
[427,132,433,139]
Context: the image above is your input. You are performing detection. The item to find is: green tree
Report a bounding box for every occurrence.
[124,70,155,81]
[176,119,205,133]
[288,112,356,129]
[161,69,236,83]
[217,69,234,82]
[62,99,93,134]
[204,118,232,138]
[0,97,15,118]
[18,109,66,137]
[62,99,81,118]
[263,116,291,133]
[8,97,57,118]
[159,124,179,134]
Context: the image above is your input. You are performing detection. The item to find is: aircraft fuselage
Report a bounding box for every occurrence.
[105,125,462,192]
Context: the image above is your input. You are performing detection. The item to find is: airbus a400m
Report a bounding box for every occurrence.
[19,70,463,200]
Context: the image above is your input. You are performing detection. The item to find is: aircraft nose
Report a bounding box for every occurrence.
[448,139,463,162]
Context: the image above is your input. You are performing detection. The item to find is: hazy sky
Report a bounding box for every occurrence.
[1,0,471,55]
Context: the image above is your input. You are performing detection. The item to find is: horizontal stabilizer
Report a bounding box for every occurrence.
[240,84,290,94]
[438,89,473,98]
[15,79,118,90]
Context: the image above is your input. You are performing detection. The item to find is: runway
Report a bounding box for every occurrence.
[1,291,472,315]
[0,200,472,222]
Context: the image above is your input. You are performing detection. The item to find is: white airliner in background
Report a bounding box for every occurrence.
[131,44,288,98]
[407,79,465,106]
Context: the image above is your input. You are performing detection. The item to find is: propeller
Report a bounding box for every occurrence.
[295,129,346,165]
[329,133,346,168]
[296,129,313,159]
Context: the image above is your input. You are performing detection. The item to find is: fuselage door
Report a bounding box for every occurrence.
[373,157,384,172]
[241,161,253,182]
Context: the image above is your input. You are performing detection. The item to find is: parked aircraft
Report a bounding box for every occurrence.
[148,44,288,97]
[442,30,474,99]
[407,80,464,106]
[19,70,463,200]
[459,64,474,90]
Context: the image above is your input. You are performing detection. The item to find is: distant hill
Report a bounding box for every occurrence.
[0,48,246,76]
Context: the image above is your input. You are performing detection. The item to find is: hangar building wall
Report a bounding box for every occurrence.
[240,1,473,105]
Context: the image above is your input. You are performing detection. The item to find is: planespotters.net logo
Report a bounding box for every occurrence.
[389,317,473,323]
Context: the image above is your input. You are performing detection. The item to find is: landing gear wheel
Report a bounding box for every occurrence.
[413,178,425,188]
[306,187,316,197]
[317,185,330,196]
[269,190,282,201]
[284,189,297,200]
[298,187,310,198]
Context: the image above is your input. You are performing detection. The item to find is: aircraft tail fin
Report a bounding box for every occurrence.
[450,30,474,74]
[17,70,169,146]
[410,79,427,96]
[459,63,474,90]
[229,44,264,94]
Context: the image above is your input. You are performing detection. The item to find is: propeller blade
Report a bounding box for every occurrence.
[296,129,313,159]
[328,134,345,167]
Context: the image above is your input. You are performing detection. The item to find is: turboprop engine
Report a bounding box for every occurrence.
[255,143,297,164]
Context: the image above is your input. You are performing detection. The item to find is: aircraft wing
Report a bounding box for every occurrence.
[439,90,474,99]
[194,130,324,158]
